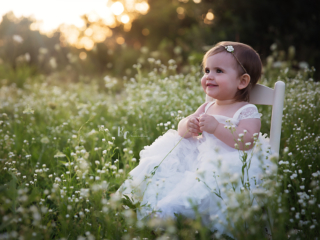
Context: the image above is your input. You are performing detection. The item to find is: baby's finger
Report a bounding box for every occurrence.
[189,128,198,134]
[188,122,197,129]
[188,119,195,126]
[192,117,198,121]
[194,121,200,128]
[199,115,206,122]
[199,118,206,126]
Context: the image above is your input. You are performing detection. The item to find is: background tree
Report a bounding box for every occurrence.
[0,0,319,83]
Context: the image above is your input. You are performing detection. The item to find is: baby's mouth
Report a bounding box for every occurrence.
[206,83,217,87]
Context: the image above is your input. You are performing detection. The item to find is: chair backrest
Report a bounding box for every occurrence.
[206,81,285,155]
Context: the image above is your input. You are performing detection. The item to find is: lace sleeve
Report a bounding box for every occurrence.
[238,106,261,120]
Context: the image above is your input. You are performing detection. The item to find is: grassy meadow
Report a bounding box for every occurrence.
[0,58,320,240]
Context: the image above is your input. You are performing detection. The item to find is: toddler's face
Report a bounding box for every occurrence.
[201,52,242,101]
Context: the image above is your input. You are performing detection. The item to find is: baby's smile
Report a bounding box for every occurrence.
[206,83,218,87]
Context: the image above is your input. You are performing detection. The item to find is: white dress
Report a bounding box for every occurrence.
[118,102,275,233]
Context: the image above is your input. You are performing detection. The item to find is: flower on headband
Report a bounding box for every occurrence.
[225,45,234,53]
[224,45,248,73]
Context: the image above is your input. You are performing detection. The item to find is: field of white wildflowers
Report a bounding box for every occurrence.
[0,59,319,240]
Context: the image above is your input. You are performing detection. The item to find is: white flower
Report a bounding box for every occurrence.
[196,168,204,175]
[148,58,155,63]
[49,57,57,69]
[41,137,50,144]
[299,61,309,69]
[279,160,289,165]
[168,59,176,65]
[225,45,234,52]
[79,160,89,170]
[290,173,297,179]
[54,151,66,158]
[23,105,34,115]
[39,47,48,54]
[13,35,23,43]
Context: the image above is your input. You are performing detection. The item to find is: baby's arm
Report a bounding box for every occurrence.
[199,115,261,150]
[178,103,207,138]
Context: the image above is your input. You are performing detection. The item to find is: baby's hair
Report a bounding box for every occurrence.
[202,41,262,102]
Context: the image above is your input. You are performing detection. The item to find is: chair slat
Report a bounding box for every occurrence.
[249,84,274,105]
[269,81,286,155]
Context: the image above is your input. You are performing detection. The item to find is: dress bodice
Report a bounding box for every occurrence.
[203,101,260,126]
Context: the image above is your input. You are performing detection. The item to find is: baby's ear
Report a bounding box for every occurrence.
[238,74,251,90]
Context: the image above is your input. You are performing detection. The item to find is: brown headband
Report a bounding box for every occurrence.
[225,45,247,74]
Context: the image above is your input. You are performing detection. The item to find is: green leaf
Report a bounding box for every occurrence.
[122,194,139,210]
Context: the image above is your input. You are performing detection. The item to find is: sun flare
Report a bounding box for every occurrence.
[0,0,115,33]
[111,2,125,16]
[0,0,150,50]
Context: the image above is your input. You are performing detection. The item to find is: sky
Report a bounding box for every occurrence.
[0,0,113,32]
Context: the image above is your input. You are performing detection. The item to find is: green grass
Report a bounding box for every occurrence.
[0,60,319,239]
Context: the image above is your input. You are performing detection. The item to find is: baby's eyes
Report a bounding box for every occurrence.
[204,68,223,73]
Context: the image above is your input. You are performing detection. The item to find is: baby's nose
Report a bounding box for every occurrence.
[206,72,214,79]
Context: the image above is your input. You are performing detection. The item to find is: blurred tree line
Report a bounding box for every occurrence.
[0,0,319,87]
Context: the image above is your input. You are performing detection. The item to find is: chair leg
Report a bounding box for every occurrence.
[261,206,273,240]
[265,226,272,240]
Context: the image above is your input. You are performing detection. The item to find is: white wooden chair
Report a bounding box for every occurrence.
[206,81,286,155]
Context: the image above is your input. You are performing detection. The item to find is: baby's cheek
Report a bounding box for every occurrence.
[200,77,207,91]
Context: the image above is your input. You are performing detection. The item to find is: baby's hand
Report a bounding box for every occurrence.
[199,114,219,134]
[187,116,201,136]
